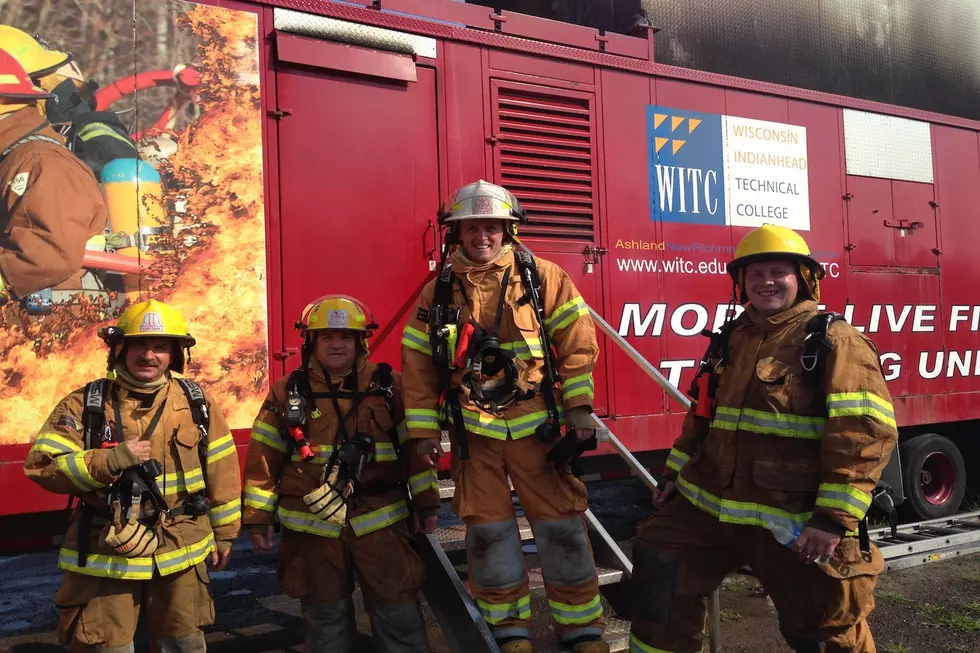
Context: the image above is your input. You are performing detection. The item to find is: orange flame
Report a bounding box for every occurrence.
[0,3,268,443]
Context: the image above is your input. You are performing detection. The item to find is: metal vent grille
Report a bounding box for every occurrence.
[493,84,597,241]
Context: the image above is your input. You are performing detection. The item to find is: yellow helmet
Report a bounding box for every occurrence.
[0,27,71,78]
[99,299,196,373]
[728,224,825,303]
[295,295,377,363]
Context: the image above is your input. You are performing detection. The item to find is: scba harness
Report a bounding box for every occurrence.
[74,377,212,566]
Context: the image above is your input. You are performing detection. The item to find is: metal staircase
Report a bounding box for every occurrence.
[416,307,724,653]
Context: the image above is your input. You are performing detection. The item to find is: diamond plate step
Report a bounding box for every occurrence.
[525,555,625,591]
[435,516,534,551]
[438,477,514,500]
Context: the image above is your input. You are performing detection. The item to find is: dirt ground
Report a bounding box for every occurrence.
[715,554,980,653]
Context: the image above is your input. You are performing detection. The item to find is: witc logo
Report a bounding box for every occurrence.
[139,313,165,333]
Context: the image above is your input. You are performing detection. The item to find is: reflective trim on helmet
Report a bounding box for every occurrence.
[244,486,278,512]
[826,392,896,429]
[250,420,288,454]
[816,482,872,520]
[401,325,432,355]
[561,373,594,401]
[277,506,343,538]
[208,499,242,527]
[711,406,826,440]
[77,123,137,149]
[665,447,691,474]
[58,547,155,580]
[546,297,590,337]
[206,433,236,464]
[31,432,82,456]
[55,452,106,492]
[349,500,409,536]
[548,595,603,625]
[154,532,215,576]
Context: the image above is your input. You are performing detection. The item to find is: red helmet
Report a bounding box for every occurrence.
[0,47,54,101]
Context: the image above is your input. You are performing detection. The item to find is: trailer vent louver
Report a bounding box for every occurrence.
[494,84,596,242]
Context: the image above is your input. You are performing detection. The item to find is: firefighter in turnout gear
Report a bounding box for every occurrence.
[243,295,439,653]
[23,299,242,653]
[628,224,899,653]
[401,180,607,653]
[0,45,106,304]
[0,26,138,179]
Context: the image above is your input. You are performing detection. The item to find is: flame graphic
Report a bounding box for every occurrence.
[0,3,268,443]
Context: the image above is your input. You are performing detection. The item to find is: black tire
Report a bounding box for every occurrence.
[899,433,967,521]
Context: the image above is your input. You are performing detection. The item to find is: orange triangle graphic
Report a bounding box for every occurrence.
[689,118,702,133]
[672,139,686,154]
[655,137,669,153]
[671,116,685,132]
[654,113,667,129]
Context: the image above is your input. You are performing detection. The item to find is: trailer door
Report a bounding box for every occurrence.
[274,35,440,372]
[488,79,609,414]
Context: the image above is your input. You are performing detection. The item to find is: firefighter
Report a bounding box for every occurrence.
[0,26,138,179]
[0,45,107,304]
[628,224,899,653]
[243,294,439,653]
[401,180,607,653]
[23,299,242,653]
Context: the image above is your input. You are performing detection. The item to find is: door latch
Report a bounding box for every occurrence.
[883,219,922,238]
[582,245,608,274]
[274,347,299,361]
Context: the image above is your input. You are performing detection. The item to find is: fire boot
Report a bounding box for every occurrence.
[565,635,610,653]
[370,600,430,653]
[499,637,534,653]
[303,598,355,653]
[157,632,206,653]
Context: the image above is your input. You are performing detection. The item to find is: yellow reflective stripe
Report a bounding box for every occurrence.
[250,420,288,454]
[154,532,215,576]
[408,469,438,496]
[629,633,677,653]
[665,447,690,474]
[561,373,594,401]
[711,406,826,440]
[826,392,897,429]
[676,476,812,533]
[156,472,188,497]
[396,421,409,444]
[208,498,242,527]
[374,442,398,463]
[291,444,335,464]
[816,482,872,519]
[206,433,236,464]
[549,595,603,625]
[349,500,409,536]
[507,409,561,439]
[59,548,154,580]
[32,433,82,455]
[546,296,589,337]
[475,595,531,625]
[401,325,432,355]
[451,407,563,440]
[405,408,440,431]
[182,467,205,494]
[277,506,342,538]
[244,485,278,512]
[501,338,544,360]
[77,123,136,148]
[56,452,105,492]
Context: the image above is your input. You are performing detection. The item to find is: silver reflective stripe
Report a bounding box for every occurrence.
[349,500,410,536]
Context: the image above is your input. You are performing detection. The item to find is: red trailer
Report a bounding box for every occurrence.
[3,0,979,545]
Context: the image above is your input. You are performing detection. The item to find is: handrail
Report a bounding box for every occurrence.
[588,307,723,653]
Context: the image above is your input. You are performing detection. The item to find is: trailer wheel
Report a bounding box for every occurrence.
[900,433,966,521]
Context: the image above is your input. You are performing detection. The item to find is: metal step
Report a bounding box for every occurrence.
[435,516,534,551]
[438,477,514,500]
[524,554,625,590]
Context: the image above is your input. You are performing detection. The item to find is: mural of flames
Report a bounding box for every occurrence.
[0,3,268,443]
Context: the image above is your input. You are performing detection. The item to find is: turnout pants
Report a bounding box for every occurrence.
[55,564,212,653]
[629,495,884,653]
[276,521,429,653]
[451,432,605,644]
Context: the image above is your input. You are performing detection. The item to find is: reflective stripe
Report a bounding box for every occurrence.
[401,325,432,355]
[350,500,409,536]
[549,595,603,625]
[408,469,438,496]
[155,532,215,576]
[374,442,398,463]
[665,447,690,474]
[277,506,342,538]
[827,392,897,429]
[32,433,82,455]
[206,434,236,464]
[476,595,531,625]
[250,420,287,454]
[396,421,409,443]
[182,467,205,493]
[208,499,241,527]
[629,632,676,653]
[452,406,562,441]
[244,486,278,512]
[292,444,335,464]
[711,406,826,440]
[405,408,440,431]
[77,123,137,148]
[59,548,154,580]
[546,296,589,337]
[56,452,105,492]
[501,338,544,360]
[561,373,594,401]
[816,482,872,519]
[677,476,811,534]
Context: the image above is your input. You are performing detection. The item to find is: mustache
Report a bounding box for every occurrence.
[135,358,160,367]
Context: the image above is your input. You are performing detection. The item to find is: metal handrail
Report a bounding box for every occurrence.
[588,307,723,653]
